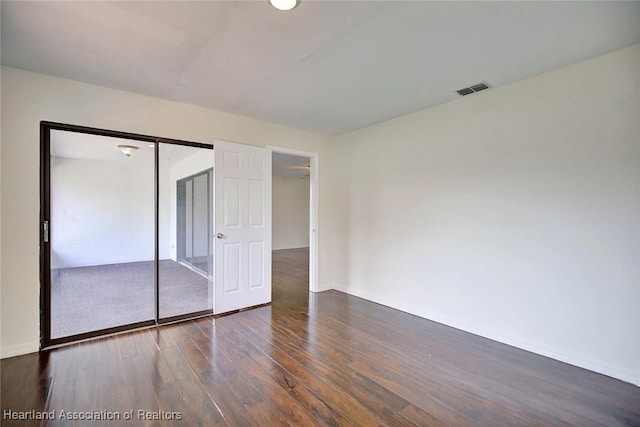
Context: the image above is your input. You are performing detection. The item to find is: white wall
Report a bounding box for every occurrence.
[333,44,640,385]
[50,157,155,268]
[0,67,336,358]
[272,176,310,250]
[48,158,172,268]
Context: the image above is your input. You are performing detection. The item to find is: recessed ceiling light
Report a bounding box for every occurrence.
[269,0,300,11]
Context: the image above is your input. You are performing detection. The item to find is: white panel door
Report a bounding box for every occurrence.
[214,140,272,314]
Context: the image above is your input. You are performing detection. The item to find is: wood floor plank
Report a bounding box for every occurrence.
[192,319,299,426]
[229,325,386,426]
[196,369,261,427]
[209,321,320,426]
[312,295,636,425]
[239,308,483,425]
[311,313,580,425]
[231,309,424,426]
[2,248,639,427]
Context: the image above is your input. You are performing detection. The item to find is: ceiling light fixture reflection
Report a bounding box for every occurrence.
[117,144,139,157]
[269,0,300,11]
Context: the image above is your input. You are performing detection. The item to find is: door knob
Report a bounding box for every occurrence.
[216,233,225,239]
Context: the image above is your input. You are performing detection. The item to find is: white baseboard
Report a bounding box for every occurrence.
[1,341,39,359]
[333,285,640,387]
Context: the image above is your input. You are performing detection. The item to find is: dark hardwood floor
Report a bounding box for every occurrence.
[2,247,639,426]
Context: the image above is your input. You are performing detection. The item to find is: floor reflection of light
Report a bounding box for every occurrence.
[303,291,322,360]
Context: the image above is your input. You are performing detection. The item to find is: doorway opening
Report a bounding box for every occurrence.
[269,147,319,293]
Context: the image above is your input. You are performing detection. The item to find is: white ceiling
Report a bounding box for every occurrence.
[2,1,640,134]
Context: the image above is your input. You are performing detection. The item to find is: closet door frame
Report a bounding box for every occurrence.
[40,121,212,348]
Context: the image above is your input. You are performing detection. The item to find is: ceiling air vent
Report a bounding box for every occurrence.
[456,87,474,96]
[456,81,492,96]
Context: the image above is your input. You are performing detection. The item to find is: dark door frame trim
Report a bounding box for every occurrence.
[40,121,213,348]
